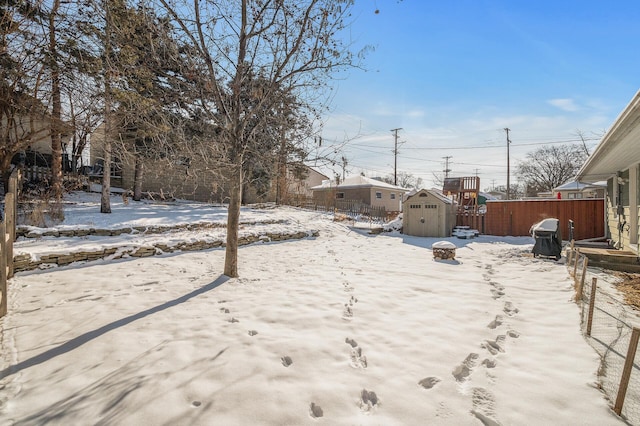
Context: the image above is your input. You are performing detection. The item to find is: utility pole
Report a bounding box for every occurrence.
[391,128,403,185]
[473,168,480,177]
[504,128,511,200]
[442,156,452,179]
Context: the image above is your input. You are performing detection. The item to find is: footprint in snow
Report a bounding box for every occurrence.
[309,402,323,418]
[452,353,479,382]
[482,358,497,368]
[418,377,441,389]
[507,330,520,338]
[487,315,503,329]
[482,335,506,355]
[350,346,367,369]
[342,304,353,320]
[503,301,519,316]
[471,387,502,426]
[359,389,379,412]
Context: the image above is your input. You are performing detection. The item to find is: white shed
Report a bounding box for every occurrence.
[402,189,456,237]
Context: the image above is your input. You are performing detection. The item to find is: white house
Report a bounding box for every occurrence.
[576,89,640,251]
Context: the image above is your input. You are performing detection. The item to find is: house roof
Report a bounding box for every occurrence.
[293,165,328,180]
[404,188,453,204]
[553,180,606,192]
[576,89,640,182]
[310,175,408,191]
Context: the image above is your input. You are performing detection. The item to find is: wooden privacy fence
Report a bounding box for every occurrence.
[0,169,19,318]
[456,211,485,233]
[485,199,605,239]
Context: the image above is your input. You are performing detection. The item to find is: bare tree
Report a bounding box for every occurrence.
[156,0,360,277]
[380,171,422,189]
[516,144,589,194]
[491,183,525,199]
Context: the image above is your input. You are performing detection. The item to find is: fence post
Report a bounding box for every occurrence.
[4,192,14,278]
[614,327,640,416]
[586,278,597,336]
[568,239,575,263]
[572,249,580,278]
[0,221,6,318]
[567,240,575,269]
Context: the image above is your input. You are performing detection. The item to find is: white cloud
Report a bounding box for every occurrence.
[548,98,579,112]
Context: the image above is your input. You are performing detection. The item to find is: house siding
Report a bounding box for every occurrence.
[287,168,327,198]
[369,188,401,212]
[120,153,228,203]
[312,186,403,212]
[604,165,640,251]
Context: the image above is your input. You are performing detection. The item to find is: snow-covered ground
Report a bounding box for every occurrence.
[0,193,624,425]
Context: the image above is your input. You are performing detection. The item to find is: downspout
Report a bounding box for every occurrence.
[616,172,624,249]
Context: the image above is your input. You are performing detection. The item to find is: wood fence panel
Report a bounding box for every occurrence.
[0,221,6,318]
[485,199,605,239]
[456,212,485,233]
[5,193,14,278]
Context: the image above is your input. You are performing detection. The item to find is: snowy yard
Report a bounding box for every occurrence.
[0,193,624,425]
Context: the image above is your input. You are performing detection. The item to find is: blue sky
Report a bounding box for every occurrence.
[315,0,640,190]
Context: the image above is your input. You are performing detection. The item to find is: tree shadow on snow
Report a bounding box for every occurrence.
[0,274,230,381]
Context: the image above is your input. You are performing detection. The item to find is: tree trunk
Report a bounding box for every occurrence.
[133,155,143,201]
[49,0,63,200]
[101,138,112,213]
[101,0,112,214]
[224,162,243,278]
[1,156,12,196]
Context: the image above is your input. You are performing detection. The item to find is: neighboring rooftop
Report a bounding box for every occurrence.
[311,175,408,191]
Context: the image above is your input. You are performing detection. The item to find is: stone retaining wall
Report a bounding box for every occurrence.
[13,230,319,273]
[17,219,287,239]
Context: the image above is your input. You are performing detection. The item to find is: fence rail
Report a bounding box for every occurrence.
[568,244,640,423]
[21,165,52,182]
[0,169,20,318]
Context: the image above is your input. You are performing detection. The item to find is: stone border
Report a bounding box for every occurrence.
[13,230,319,273]
[16,219,287,239]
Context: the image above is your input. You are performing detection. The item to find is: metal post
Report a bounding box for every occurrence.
[614,327,640,415]
[586,278,597,336]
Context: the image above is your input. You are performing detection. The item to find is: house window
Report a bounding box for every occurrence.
[335,192,345,199]
[375,192,382,199]
[390,193,396,200]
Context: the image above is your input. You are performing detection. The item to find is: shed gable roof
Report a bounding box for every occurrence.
[404,188,453,204]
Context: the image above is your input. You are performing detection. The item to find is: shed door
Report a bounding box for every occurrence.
[408,203,441,236]
[423,203,441,236]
